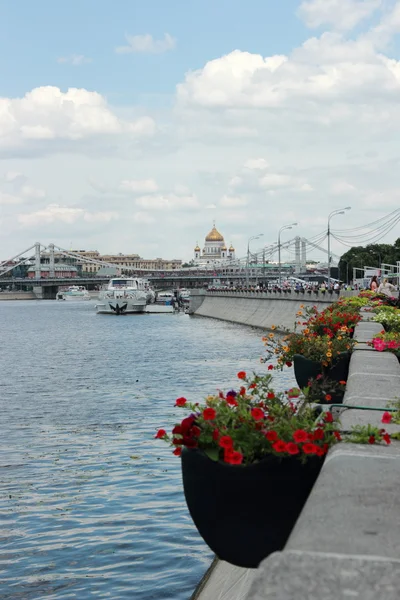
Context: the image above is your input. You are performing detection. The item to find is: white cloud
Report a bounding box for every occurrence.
[18,204,119,227]
[132,211,156,224]
[57,55,92,66]
[0,86,155,150]
[135,193,199,211]
[4,171,23,182]
[21,185,46,199]
[115,33,176,54]
[298,0,381,31]
[219,194,248,207]
[244,158,269,170]
[332,181,357,194]
[119,179,159,193]
[0,192,22,205]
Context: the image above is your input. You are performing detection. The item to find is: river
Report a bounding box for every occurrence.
[0,300,295,600]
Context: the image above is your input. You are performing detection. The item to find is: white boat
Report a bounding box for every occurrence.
[156,291,174,305]
[96,277,149,315]
[57,285,91,301]
[179,289,191,302]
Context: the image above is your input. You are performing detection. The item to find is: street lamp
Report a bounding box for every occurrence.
[327,207,351,289]
[278,223,297,288]
[246,234,263,287]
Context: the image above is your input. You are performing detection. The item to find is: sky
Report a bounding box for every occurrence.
[1,0,400,263]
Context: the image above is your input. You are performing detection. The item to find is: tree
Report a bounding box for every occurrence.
[338,239,400,282]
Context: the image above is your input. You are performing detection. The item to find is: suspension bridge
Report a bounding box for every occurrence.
[0,237,340,299]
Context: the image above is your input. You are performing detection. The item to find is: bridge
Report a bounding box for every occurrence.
[0,238,337,298]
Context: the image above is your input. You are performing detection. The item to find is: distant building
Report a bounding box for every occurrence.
[194,224,235,266]
[27,264,78,279]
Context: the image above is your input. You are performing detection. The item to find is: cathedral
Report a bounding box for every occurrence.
[194,223,235,265]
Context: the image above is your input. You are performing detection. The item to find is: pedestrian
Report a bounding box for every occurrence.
[377,279,397,298]
[370,275,378,291]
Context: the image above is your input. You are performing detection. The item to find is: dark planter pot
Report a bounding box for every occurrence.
[181,448,323,568]
[293,352,351,391]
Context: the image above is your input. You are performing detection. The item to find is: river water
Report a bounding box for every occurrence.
[0,300,295,600]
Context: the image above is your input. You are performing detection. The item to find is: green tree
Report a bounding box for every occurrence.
[339,239,400,282]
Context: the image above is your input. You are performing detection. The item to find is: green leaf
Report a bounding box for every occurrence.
[204,447,220,461]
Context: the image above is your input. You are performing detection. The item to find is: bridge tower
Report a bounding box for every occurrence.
[301,239,307,271]
[49,243,55,277]
[34,242,41,279]
[294,237,301,274]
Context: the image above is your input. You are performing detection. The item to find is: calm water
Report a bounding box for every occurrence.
[0,300,295,600]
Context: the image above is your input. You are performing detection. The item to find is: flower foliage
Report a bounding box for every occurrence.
[372,306,400,333]
[157,372,342,465]
[368,331,400,353]
[262,299,362,370]
[302,375,347,404]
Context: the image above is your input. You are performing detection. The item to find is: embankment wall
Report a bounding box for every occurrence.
[189,291,347,330]
[0,291,36,301]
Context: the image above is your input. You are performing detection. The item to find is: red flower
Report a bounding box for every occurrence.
[224,450,243,465]
[237,371,246,380]
[181,416,195,433]
[268,365,274,371]
[285,361,293,367]
[192,426,201,437]
[173,447,182,456]
[175,397,187,407]
[265,430,278,442]
[251,407,264,421]
[339,380,347,385]
[172,425,182,435]
[368,435,376,444]
[333,431,342,441]
[226,396,238,407]
[239,386,246,396]
[293,429,308,443]
[315,445,325,456]
[155,429,167,438]
[218,391,225,399]
[325,394,332,402]
[324,412,333,423]
[212,428,220,441]
[286,442,299,455]
[272,440,287,453]
[219,435,234,449]
[381,411,393,424]
[182,436,197,448]
[302,443,318,455]
[249,383,257,389]
[383,433,391,445]
[172,437,183,445]
[313,428,324,441]
[203,407,216,420]
[267,392,275,400]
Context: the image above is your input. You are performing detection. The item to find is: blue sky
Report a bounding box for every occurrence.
[0,0,306,102]
[0,0,400,261]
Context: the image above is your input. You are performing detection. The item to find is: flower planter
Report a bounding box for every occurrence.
[293,352,350,392]
[181,448,323,568]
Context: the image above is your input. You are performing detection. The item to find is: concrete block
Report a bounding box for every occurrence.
[247,551,400,600]
[286,443,400,558]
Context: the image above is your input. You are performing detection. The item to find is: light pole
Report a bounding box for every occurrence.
[278,223,297,288]
[246,234,263,287]
[327,207,351,289]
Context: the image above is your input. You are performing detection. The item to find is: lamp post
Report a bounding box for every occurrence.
[278,223,297,288]
[246,234,263,288]
[327,207,351,289]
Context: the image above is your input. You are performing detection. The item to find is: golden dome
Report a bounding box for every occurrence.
[222,245,227,251]
[229,244,235,251]
[205,225,224,242]
[194,244,200,252]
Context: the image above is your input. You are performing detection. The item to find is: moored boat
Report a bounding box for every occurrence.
[96,277,149,315]
[57,286,91,301]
